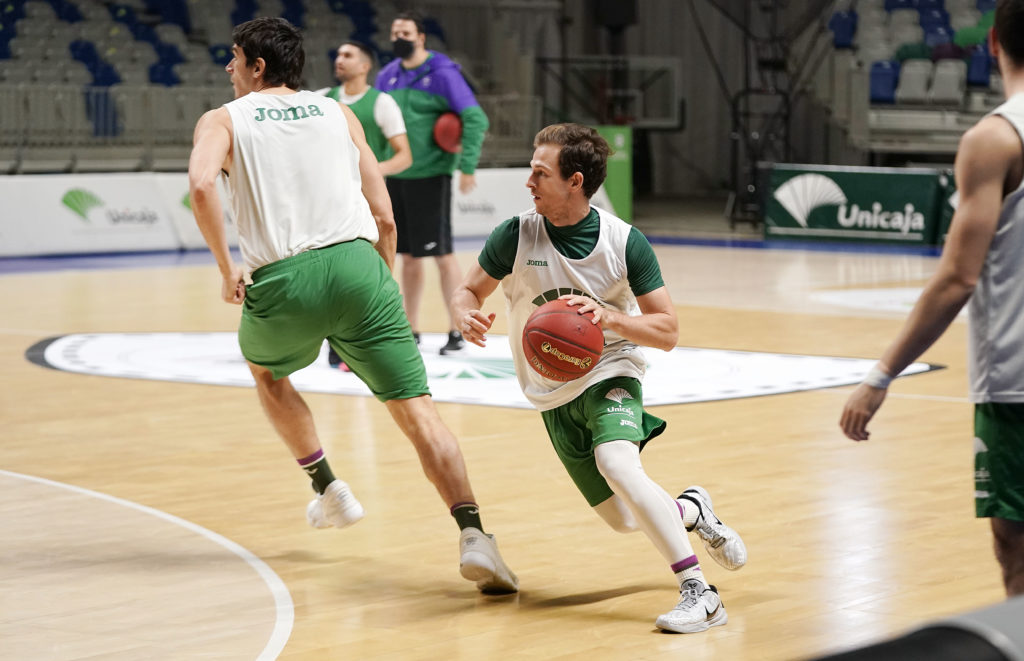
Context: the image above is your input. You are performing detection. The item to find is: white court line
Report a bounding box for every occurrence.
[0,469,294,660]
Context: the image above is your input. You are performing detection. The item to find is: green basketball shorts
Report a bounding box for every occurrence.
[974,402,1024,522]
[239,239,429,401]
[540,376,667,507]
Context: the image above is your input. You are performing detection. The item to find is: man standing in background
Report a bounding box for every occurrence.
[377,9,489,355]
[318,39,412,369]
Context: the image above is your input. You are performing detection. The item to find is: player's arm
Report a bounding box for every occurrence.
[375,93,412,176]
[563,286,679,351]
[451,263,501,347]
[840,116,1017,441]
[341,103,397,271]
[188,107,244,304]
[379,133,412,177]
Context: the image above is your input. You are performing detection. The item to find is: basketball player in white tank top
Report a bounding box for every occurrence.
[188,17,517,594]
[842,0,1024,597]
[452,124,749,633]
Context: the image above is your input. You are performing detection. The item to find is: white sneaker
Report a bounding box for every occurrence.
[679,485,747,571]
[655,579,728,633]
[458,527,519,593]
[306,480,365,529]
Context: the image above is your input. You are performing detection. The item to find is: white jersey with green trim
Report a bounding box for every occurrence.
[969,92,1024,402]
[501,206,647,411]
[223,90,378,274]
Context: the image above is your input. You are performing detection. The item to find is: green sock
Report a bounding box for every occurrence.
[297,449,336,494]
[451,502,484,532]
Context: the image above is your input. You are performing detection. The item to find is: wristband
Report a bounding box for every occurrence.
[863,364,893,389]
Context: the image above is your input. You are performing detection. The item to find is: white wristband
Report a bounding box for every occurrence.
[863,364,893,389]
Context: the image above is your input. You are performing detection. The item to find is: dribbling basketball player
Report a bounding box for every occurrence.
[451,123,748,633]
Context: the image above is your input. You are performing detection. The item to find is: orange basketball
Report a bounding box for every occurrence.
[522,299,604,382]
[433,111,462,153]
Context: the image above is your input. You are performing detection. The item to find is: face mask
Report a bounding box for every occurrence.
[392,38,415,59]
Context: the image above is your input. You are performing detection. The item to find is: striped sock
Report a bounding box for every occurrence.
[451,502,483,532]
[671,554,708,588]
[297,449,336,494]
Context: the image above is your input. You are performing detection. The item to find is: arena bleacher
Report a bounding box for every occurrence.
[0,0,541,174]
[821,0,1003,158]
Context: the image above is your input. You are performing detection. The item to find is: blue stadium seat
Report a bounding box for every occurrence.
[870,60,900,104]
[925,25,953,47]
[967,45,992,86]
[69,39,100,68]
[919,8,950,29]
[153,42,185,66]
[915,0,945,9]
[1,1,26,23]
[90,62,121,87]
[209,44,232,66]
[828,11,857,49]
[145,0,190,33]
[109,4,139,28]
[84,89,121,137]
[50,0,81,22]
[149,62,180,86]
[884,0,913,10]
[976,0,996,10]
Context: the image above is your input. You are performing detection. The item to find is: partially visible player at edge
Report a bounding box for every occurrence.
[451,122,748,633]
[187,16,517,593]
[840,0,1024,598]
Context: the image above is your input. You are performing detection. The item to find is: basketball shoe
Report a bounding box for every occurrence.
[678,485,747,571]
[439,330,465,355]
[655,579,728,633]
[458,527,519,593]
[306,479,365,529]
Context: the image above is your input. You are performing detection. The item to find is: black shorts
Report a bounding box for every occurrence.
[387,175,453,257]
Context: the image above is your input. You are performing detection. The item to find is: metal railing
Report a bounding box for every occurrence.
[0,84,540,174]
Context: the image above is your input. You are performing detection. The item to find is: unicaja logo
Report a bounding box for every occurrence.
[837,202,924,235]
[773,174,847,228]
[604,388,633,404]
[61,189,103,222]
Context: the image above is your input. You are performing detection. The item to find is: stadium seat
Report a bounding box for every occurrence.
[919,8,951,29]
[931,42,968,60]
[925,25,954,47]
[976,0,996,11]
[870,60,900,104]
[884,0,914,10]
[953,24,988,47]
[829,11,857,49]
[967,45,992,86]
[916,0,946,9]
[930,58,967,104]
[895,58,932,103]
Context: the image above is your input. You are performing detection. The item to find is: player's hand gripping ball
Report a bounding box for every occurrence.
[522,299,604,381]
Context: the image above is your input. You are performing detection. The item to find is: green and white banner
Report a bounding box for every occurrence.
[763,164,946,245]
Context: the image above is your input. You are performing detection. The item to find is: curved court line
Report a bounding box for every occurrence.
[0,469,294,660]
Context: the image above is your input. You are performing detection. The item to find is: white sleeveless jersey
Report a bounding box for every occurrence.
[222,90,378,273]
[969,93,1024,402]
[502,206,647,411]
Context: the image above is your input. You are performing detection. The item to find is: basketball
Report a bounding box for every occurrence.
[522,299,604,382]
[433,111,462,153]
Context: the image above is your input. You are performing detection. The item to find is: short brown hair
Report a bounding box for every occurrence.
[533,123,611,199]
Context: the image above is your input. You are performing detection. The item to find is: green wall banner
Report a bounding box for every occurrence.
[596,125,632,222]
[763,164,946,245]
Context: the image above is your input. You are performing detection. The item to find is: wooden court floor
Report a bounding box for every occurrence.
[0,240,1005,660]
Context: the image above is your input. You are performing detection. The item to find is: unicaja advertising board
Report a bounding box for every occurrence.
[763,164,946,245]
